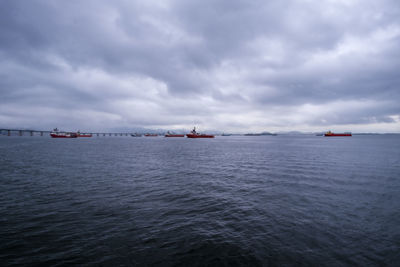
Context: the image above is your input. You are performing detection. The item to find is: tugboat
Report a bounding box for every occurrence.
[50,128,78,138]
[165,131,185,137]
[186,127,214,138]
[324,131,352,137]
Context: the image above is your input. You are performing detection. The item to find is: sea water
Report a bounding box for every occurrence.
[1,135,399,266]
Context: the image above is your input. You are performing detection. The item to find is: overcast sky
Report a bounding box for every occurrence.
[1,0,399,133]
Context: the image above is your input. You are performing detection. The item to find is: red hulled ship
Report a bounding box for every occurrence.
[50,128,78,138]
[186,127,214,138]
[165,131,184,137]
[324,131,352,137]
[77,131,92,137]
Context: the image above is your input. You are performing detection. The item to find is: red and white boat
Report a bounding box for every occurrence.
[165,131,184,137]
[50,128,78,138]
[324,131,352,137]
[186,127,214,138]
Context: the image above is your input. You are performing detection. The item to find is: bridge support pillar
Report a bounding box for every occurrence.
[19,130,22,136]
[8,130,11,136]
[40,131,43,136]
[30,131,33,136]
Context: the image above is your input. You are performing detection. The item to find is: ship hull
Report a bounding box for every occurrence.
[77,134,92,137]
[186,134,214,138]
[50,133,78,138]
[325,133,352,137]
[165,134,185,137]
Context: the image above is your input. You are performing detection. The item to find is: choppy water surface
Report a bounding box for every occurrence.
[1,135,399,266]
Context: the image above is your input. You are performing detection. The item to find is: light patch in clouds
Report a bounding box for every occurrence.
[0,0,399,133]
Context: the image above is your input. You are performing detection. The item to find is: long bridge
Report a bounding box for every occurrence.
[0,129,135,137]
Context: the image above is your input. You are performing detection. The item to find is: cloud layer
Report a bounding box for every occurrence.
[1,0,400,132]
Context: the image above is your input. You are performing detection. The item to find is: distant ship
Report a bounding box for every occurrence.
[77,131,92,137]
[221,133,232,136]
[144,133,158,137]
[186,127,214,138]
[324,131,352,137]
[131,133,142,137]
[50,128,77,138]
[244,133,261,136]
[165,131,184,137]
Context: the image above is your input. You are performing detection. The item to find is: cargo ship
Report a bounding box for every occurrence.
[165,131,184,137]
[186,127,214,138]
[50,128,78,138]
[77,131,92,137]
[324,131,352,137]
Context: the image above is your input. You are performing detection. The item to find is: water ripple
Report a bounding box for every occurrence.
[1,135,400,266]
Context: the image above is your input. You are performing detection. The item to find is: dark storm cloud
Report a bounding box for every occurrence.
[0,0,399,132]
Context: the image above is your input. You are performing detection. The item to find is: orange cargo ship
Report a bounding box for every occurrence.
[324,131,352,137]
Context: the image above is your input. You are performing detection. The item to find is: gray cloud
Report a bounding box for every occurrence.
[1,0,399,132]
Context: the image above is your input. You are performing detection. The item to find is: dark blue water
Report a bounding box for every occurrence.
[1,135,399,266]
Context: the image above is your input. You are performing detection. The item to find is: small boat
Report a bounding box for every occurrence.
[77,131,92,137]
[165,131,184,137]
[50,128,77,138]
[324,131,352,137]
[145,133,158,137]
[221,133,232,136]
[131,133,142,137]
[186,127,214,138]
